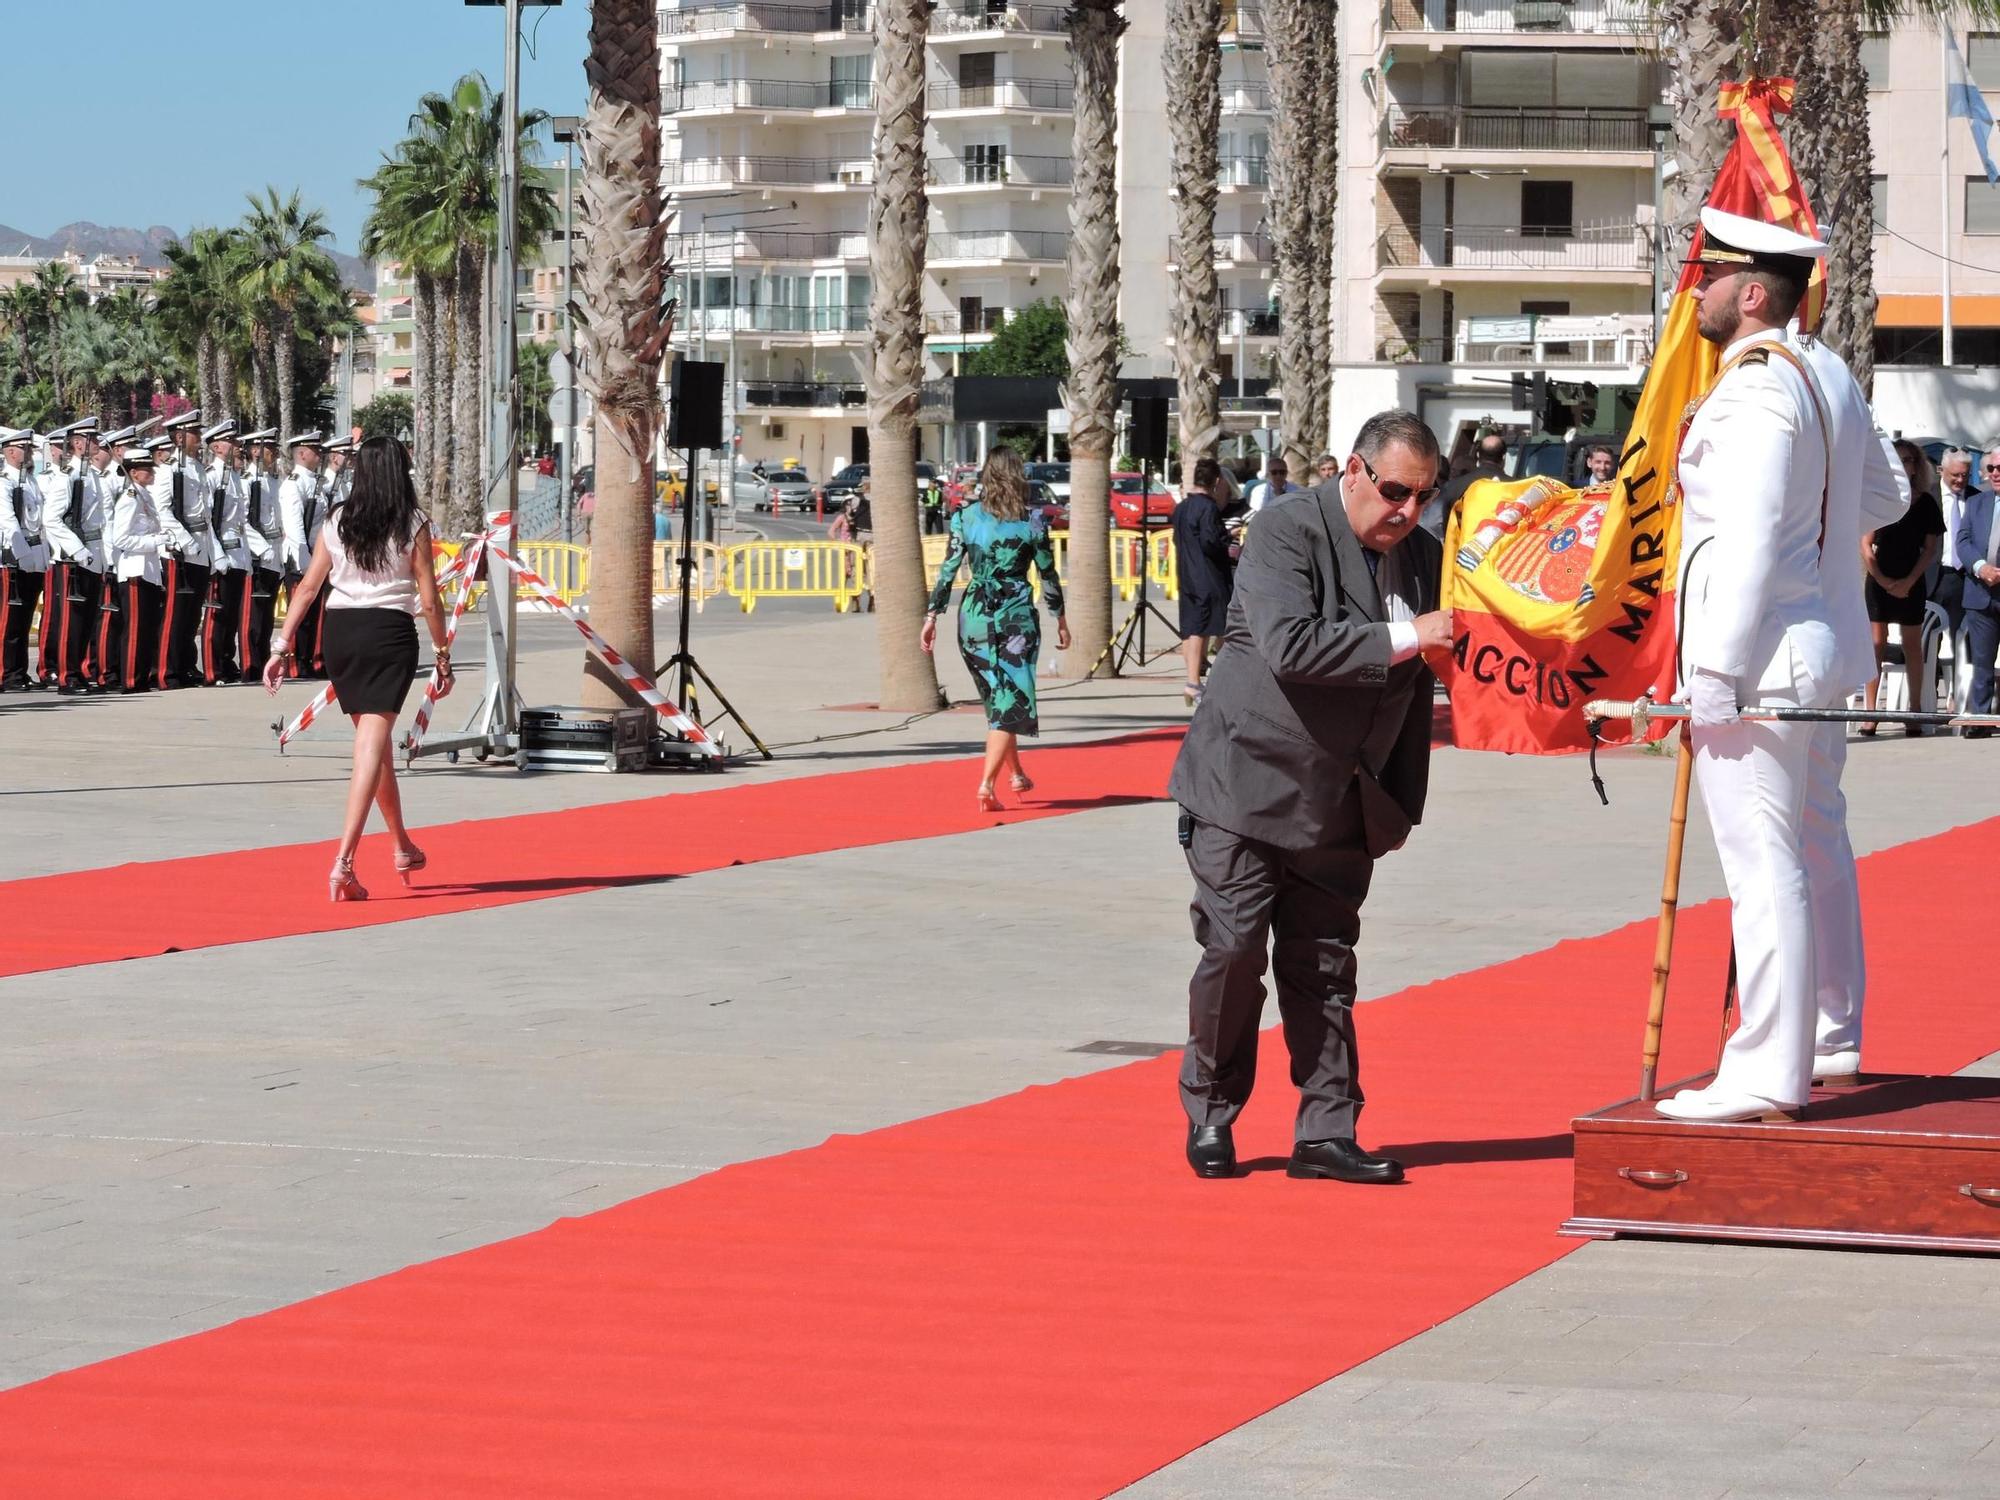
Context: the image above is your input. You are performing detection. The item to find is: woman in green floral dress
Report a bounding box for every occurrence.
[921,446,1070,811]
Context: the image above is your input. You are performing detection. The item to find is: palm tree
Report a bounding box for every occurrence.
[1064,0,1126,678]
[574,0,671,710]
[1304,0,1340,451]
[361,156,456,515]
[239,189,343,448]
[1263,0,1329,470]
[1165,0,1224,494]
[866,0,943,712]
[158,229,242,420]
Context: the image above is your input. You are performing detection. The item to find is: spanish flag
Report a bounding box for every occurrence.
[1439,78,1822,753]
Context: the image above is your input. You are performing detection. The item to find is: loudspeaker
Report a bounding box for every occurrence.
[1130,396,1169,465]
[669,360,726,449]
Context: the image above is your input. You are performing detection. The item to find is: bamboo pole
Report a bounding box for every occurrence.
[1640,725,1696,1101]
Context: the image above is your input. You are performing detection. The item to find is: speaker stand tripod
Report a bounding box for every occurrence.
[1092,459,1181,677]
[654,443,771,762]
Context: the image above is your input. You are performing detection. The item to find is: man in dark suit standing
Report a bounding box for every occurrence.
[1954,481,2000,737]
[1169,410,1452,1183]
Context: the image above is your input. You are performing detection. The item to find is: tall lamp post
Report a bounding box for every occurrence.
[1646,104,1673,353]
[551,113,580,544]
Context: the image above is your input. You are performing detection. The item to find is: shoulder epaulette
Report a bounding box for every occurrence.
[1739,348,1770,365]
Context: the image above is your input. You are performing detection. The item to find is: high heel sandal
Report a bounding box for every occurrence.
[394,844,428,887]
[329,856,368,904]
[1009,772,1034,794]
[977,783,1003,814]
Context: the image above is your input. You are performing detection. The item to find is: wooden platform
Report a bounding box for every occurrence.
[1565,1073,2000,1254]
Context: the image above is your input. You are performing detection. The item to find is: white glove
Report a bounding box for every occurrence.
[1687,668,1742,727]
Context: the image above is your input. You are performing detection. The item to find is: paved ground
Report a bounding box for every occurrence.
[3,602,1999,1497]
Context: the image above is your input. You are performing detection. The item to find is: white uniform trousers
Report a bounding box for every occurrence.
[1693,657,1856,1107]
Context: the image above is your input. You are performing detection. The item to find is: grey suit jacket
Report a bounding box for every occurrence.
[1168,482,1440,857]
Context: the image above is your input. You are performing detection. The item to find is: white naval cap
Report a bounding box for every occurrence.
[119,447,157,469]
[201,419,238,444]
[1694,206,1828,265]
[286,430,324,450]
[162,408,203,432]
[144,435,176,453]
[242,427,279,444]
[102,425,138,447]
[0,426,32,447]
[48,417,98,440]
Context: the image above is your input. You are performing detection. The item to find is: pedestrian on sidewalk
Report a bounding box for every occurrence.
[1173,458,1234,707]
[263,436,454,903]
[1858,439,1943,735]
[921,445,1070,812]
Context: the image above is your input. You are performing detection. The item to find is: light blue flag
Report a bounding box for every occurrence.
[1946,30,2000,185]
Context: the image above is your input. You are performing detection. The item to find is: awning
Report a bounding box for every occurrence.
[1876,293,2000,328]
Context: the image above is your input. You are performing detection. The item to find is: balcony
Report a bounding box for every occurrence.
[1375,222,1650,277]
[1168,231,1276,266]
[927,153,1074,189]
[1220,83,1273,114]
[1220,308,1281,338]
[663,155,874,190]
[927,78,1075,113]
[660,3,874,39]
[930,2,1070,37]
[929,229,1068,263]
[671,228,869,264]
[1381,104,1652,155]
[684,304,871,335]
[1380,0,1652,39]
[664,79,876,114]
[739,378,866,410]
[924,307,1012,338]
[1218,155,1269,189]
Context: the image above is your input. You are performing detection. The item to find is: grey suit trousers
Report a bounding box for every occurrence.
[1179,797,1374,1143]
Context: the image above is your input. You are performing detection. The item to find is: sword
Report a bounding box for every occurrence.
[1584,697,1997,735]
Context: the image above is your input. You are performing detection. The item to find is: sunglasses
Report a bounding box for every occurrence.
[1357,455,1439,508]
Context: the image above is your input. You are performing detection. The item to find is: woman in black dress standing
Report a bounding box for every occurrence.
[1859,438,1945,735]
[263,437,453,899]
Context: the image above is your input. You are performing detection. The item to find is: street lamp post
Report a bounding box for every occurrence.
[551,114,580,544]
[1647,104,1673,353]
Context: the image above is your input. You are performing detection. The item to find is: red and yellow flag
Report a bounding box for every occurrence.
[1438,78,1820,753]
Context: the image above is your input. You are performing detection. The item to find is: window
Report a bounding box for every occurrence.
[1520,181,1574,236]
[1860,30,1889,89]
[1872,174,1889,234]
[958,51,997,89]
[830,53,870,108]
[1521,300,1571,316]
[1969,176,2000,234]
[965,141,1005,184]
[1973,33,2000,90]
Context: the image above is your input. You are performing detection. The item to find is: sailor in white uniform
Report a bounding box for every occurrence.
[201,420,249,683]
[1660,208,1911,1123]
[0,426,51,690]
[39,418,107,694]
[277,432,327,677]
[108,445,172,692]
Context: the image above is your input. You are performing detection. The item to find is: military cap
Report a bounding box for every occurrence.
[102,425,138,447]
[162,409,203,432]
[201,419,238,444]
[286,430,324,450]
[1691,207,1828,270]
[242,427,279,444]
[120,447,157,471]
[0,426,32,447]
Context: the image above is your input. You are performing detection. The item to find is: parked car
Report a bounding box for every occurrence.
[1027,480,1065,528]
[764,469,817,512]
[736,466,782,510]
[818,462,938,513]
[1026,461,1071,503]
[943,463,979,509]
[1109,471,1176,528]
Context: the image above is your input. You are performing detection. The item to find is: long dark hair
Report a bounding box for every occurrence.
[979,445,1027,523]
[336,435,424,574]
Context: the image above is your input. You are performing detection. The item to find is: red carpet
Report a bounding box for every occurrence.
[2,818,1993,1497]
[0,729,1181,978]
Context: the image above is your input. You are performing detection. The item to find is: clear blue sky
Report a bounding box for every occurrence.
[4,0,593,257]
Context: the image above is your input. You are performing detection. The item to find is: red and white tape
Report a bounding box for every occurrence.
[487,542,716,753]
[401,536,487,761]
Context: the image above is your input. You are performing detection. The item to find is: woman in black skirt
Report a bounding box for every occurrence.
[1859,439,1945,736]
[263,436,453,900]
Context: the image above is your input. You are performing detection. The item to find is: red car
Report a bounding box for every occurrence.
[942,463,979,510]
[1110,471,1176,528]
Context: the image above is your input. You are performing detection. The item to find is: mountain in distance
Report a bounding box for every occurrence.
[0,220,371,289]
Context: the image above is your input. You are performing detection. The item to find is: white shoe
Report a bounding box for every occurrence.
[1655,1087,1799,1123]
[1813,1049,1861,1082]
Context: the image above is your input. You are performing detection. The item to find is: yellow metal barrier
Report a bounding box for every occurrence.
[731,539,870,613]
[516,541,590,604]
[651,540,730,611]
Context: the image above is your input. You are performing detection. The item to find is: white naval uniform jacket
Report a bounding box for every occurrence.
[40,458,108,573]
[1675,329,1843,703]
[278,466,321,575]
[150,463,198,562]
[111,477,171,588]
[0,462,51,572]
[94,466,125,574]
[207,461,251,573]
[243,466,281,569]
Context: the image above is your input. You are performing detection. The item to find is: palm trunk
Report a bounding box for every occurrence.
[1305,0,1339,454]
[452,242,486,537]
[273,308,298,455]
[251,329,275,428]
[215,341,239,424]
[412,273,440,521]
[1790,12,1875,392]
[866,0,942,712]
[1065,0,1126,678]
[576,0,669,709]
[1166,0,1224,494]
[1264,0,1323,472]
[1662,0,1745,226]
[195,332,219,425]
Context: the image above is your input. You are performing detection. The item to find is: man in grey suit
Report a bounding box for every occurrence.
[1169,410,1453,1183]
[1955,482,2000,737]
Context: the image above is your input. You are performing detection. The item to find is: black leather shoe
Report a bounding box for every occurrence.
[1966,726,1994,740]
[1186,1123,1236,1179]
[1287,1138,1405,1184]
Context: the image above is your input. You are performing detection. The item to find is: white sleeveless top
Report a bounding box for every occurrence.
[324,507,426,614]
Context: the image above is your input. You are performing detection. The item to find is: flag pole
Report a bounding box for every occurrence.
[1639,726,1695,1102]
[1944,25,1957,367]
